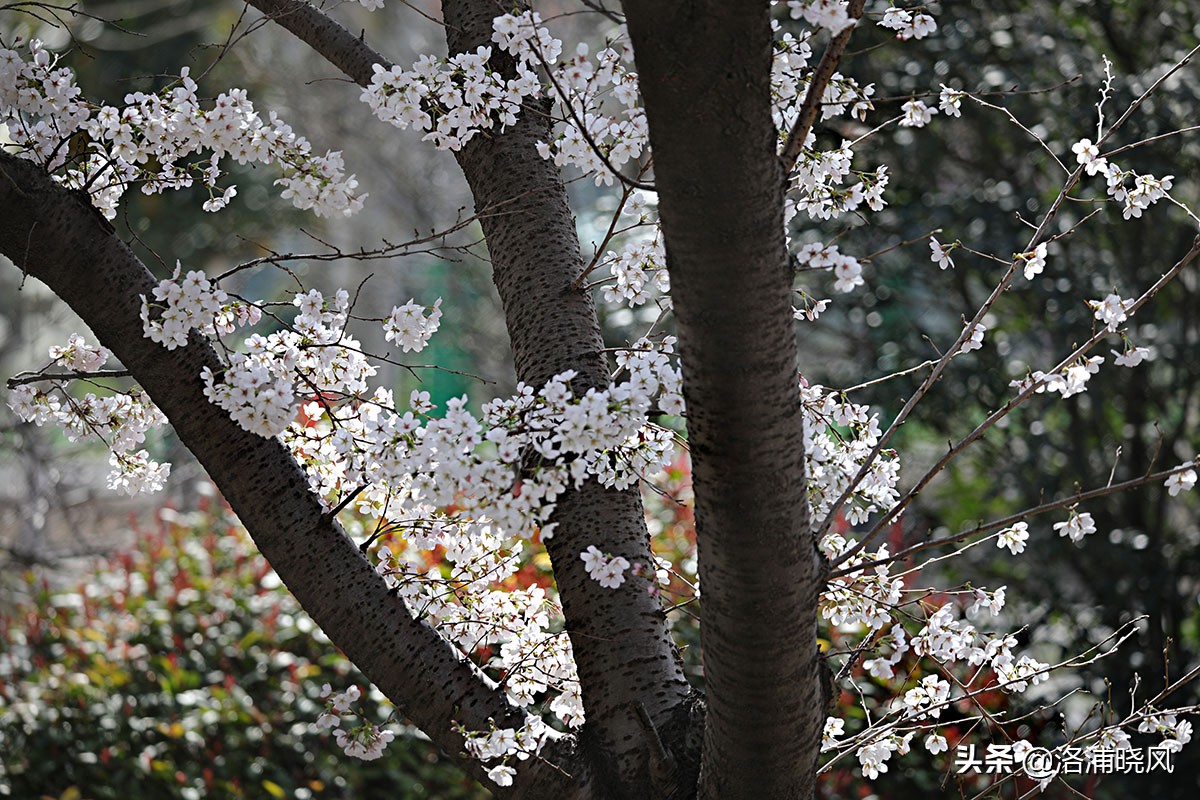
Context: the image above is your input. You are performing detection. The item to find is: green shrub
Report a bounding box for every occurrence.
[0,500,486,800]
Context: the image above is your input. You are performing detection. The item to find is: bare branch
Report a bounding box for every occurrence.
[834,234,1200,568]
[243,0,395,85]
[7,368,132,388]
[835,459,1200,579]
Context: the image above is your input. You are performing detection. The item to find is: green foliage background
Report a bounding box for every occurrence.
[0,501,486,800]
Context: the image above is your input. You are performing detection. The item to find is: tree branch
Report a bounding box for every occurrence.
[242,0,699,793]
[835,459,1200,579]
[0,149,581,797]
[625,2,823,797]
[778,0,867,177]
[7,368,132,388]
[836,233,1200,568]
[243,0,394,83]
[440,2,695,793]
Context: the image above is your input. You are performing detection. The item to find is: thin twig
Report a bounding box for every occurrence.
[1096,42,1200,147]
[522,19,653,191]
[822,42,1200,552]
[835,459,1200,579]
[833,235,1200,568]
[841,360,936,394]
[7,368,132,388]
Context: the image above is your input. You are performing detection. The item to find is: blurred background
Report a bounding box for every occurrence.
[1,1,1198,798]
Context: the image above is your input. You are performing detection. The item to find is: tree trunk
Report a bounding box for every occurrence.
[624,3,825,797]
[441,1,697,794]
[244,1,704,793]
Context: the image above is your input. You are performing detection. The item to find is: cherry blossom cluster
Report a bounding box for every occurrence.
[793,290,832,322]
[86,68,363,218]
[141,273,385,437]
[500,15,651,188]
[210,287,377,432]
[855,732,917,780]
[141,264,261,350]
[1089,292,1134,331]
[900,674,951,719]
[360,43,535,152]
[821,543,903,634]
[364,12,649,186]
[818,511,1096,783]
[1053,509,1097,543]
[7,336,169,495]
[600,226,669,307]
[0,41,363,220]
[280,388,594,729]
[1071,139,1176,221]
[769,29,814,126]
[921,604,1041,685]
[104,448,171,497]
[369,526,584,724]
[1106,166,1174,221]
[821,593,1056,779]
[315,684,395,761]
[200,352,299,438]
[772,6,944,224]
[614,335,685,417]
[787,133,889,221]
[769,25,876,135]
[789,0,939,39]
[899,98,936,128]
[800,381,900,532]
[937,84,965,117]
[314,503,580,758]
[580,545,631,589]
[1138,712,1194,753]
[877,5,938,40]
[894,82,966,131]
[826,544,1032,710]
[253,336,686,740]
[532,40,649,187]
[790,241,865,320]
[361,12,623,162]
[457,716,551,788]
[1112,340,1153,367]
[826,696,1194,784]
[787,0,858,34]
[995,521,1031,555]
[796,384,1006,725]
[0,39,90,169]
[383,298,443,352]
[1011,355,1105,400]
[960,321,986,353]
[48,333,110,373]
[271,331,680,560]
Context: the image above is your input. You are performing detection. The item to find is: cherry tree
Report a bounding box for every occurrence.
[2,1,1198,797]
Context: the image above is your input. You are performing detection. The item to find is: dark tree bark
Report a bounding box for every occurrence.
[0,150,581,798]
[243,1,701,793]
[439,3,697,795]
[1,0,828,796]
[623,2,825,798]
